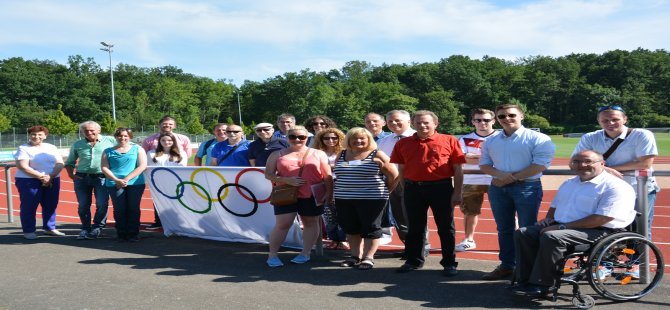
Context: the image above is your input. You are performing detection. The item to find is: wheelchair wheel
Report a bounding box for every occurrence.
[587,232,664,301]
[572,294,595,309]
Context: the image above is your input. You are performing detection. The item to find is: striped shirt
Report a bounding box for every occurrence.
[333,150,388,199]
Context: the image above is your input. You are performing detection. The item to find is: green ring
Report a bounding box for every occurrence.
[176,181,212,214]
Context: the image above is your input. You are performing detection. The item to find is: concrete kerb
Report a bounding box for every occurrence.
[0,221,668,310]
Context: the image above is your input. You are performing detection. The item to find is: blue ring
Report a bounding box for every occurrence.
[151,167,185,199]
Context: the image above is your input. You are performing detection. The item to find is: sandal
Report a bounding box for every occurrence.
[340,256,361,267]
[336,241,351,250]
[358,257,374,270]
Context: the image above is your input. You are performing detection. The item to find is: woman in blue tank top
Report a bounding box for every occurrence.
[101,128,147,242]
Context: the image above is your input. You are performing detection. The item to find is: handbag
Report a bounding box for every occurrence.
[270,149,311,206]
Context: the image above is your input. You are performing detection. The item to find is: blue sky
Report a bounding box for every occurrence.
[1,0,669,85]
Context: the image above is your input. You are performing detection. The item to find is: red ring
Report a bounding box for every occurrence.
[235,168,271,203]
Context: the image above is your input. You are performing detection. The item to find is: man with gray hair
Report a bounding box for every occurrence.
[64,121,117,240]
[273,113,296,139]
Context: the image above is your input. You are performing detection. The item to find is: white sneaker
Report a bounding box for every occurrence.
[44,229,66,236]
[455,239,476,252]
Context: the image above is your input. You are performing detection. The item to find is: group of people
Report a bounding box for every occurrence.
[14,104,659,292]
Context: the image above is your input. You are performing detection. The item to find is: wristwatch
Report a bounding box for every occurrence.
[558,224,567,230]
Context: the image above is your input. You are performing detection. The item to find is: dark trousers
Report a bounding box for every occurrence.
[16,177,60,233]
[109,184,145,238]
[403,179,456,268]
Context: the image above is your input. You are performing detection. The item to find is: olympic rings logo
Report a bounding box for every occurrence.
[150,167,271,217]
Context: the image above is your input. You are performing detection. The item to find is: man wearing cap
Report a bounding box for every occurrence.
[194,123,227,166]
[211,124,251,167]
[248,123,289,167]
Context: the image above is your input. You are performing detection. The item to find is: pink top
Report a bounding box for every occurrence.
[276,149,327,198]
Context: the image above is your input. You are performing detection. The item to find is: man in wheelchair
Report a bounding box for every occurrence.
[511,150,636,297]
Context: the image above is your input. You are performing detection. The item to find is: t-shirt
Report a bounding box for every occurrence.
[195,138,220,166]
[459,131,499,185]
[147,149,188,167]
[211,140,251,166]
[103,144,145,186]
[14,143,63,179]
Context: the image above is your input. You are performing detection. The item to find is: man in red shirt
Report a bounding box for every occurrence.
[391,110,466,276]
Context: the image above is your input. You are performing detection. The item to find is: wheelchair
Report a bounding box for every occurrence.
[554,231,665,309]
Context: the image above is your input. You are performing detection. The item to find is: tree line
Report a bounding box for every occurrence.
[1,48,669,135]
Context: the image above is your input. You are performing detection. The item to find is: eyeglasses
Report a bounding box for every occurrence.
[497,114,517,119]
[226,130,242,134]
[313,122,327,127]
[321,136,338,141]
[288,135,308,141]
[598,105,625,113]
[473,119,493,123]
[570,160,602,166]
[255,128,272,133]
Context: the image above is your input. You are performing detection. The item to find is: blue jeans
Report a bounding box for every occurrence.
[16,177,60,233]
[74,174,109,230]
[488,181,543,269]
[109,184,145,239]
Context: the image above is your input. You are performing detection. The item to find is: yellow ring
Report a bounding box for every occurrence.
[189,167,229,202]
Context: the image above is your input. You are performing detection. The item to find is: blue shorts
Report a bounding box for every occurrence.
[273,197,324,216]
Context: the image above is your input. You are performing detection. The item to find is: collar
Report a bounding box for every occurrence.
[602,125,629,140]
[502,126,525,138]
[394,128,416,138]
[579,170,607,185]
[474,130,497,138]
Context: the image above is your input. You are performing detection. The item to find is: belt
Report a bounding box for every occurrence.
[405,178,452,186]
[516,178,541,183]
[76,172,105,177]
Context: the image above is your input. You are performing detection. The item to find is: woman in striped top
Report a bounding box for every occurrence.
[334,127,398,269]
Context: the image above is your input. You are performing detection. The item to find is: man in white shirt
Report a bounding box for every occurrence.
[456,108,499,251]
[511,150,636,297]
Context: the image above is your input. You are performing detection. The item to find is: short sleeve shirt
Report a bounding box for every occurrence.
[390,133,466,182]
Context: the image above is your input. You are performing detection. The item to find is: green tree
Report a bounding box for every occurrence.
[100,114,117,134]
[0,114,11,132]
[43,104,77,135]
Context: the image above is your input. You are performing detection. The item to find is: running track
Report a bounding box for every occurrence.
[1,159,668,270]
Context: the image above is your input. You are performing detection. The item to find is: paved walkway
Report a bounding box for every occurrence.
[0,222,667,310]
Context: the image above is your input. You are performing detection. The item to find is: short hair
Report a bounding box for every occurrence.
[159,115,176,125]
[113,127,134,139]
[28,125,49,135]
[312,128,346,154]
[386,110,411,120]
[572,150,604,162]
[470,108,495,119]
[495,104,524,116]
[277,113,295,123]
[412,110,439,124]
[287,125,308,136]
[213,123,228,131]
[303,115,337,134]
[365,112,384,121]
[79,121,101,136]
[344,127,377,151]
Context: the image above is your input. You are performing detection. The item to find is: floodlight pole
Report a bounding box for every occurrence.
[100,42,117,122]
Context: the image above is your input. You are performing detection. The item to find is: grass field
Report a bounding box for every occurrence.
[550,132,670,158]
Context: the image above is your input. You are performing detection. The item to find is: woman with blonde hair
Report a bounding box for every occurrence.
[313,128,349,250]
[334,127,398,269]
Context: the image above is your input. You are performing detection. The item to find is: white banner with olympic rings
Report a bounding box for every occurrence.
[145,166,303,248]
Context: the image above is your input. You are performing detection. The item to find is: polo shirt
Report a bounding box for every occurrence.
[390,132,466,181]
[551,171,636,229]
[480,126,555,179]
[211,140,251,167]
[247,137,289,167]
[195,138,223,166]
[64,135,117,174]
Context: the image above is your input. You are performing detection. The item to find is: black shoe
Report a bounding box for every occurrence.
[511,284,551,297]
[145,223,162,230]
[442,266,458,277]
[396,263,422,273]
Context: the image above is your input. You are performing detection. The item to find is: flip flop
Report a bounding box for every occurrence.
[358,257,374,270]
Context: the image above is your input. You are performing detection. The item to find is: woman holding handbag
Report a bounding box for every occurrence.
[264,126,333,267]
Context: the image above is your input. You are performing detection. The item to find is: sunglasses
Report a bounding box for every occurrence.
[313,122,327,126]
[226,130,242,134]
[473,119,493,123]
[598,105,625,113]
[255,128,272,132]
[570,160,602,166]
[497,114,517,119]
[288,134,308,141]
[321,136,338,141]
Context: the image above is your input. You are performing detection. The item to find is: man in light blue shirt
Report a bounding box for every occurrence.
[479,104,555,280]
